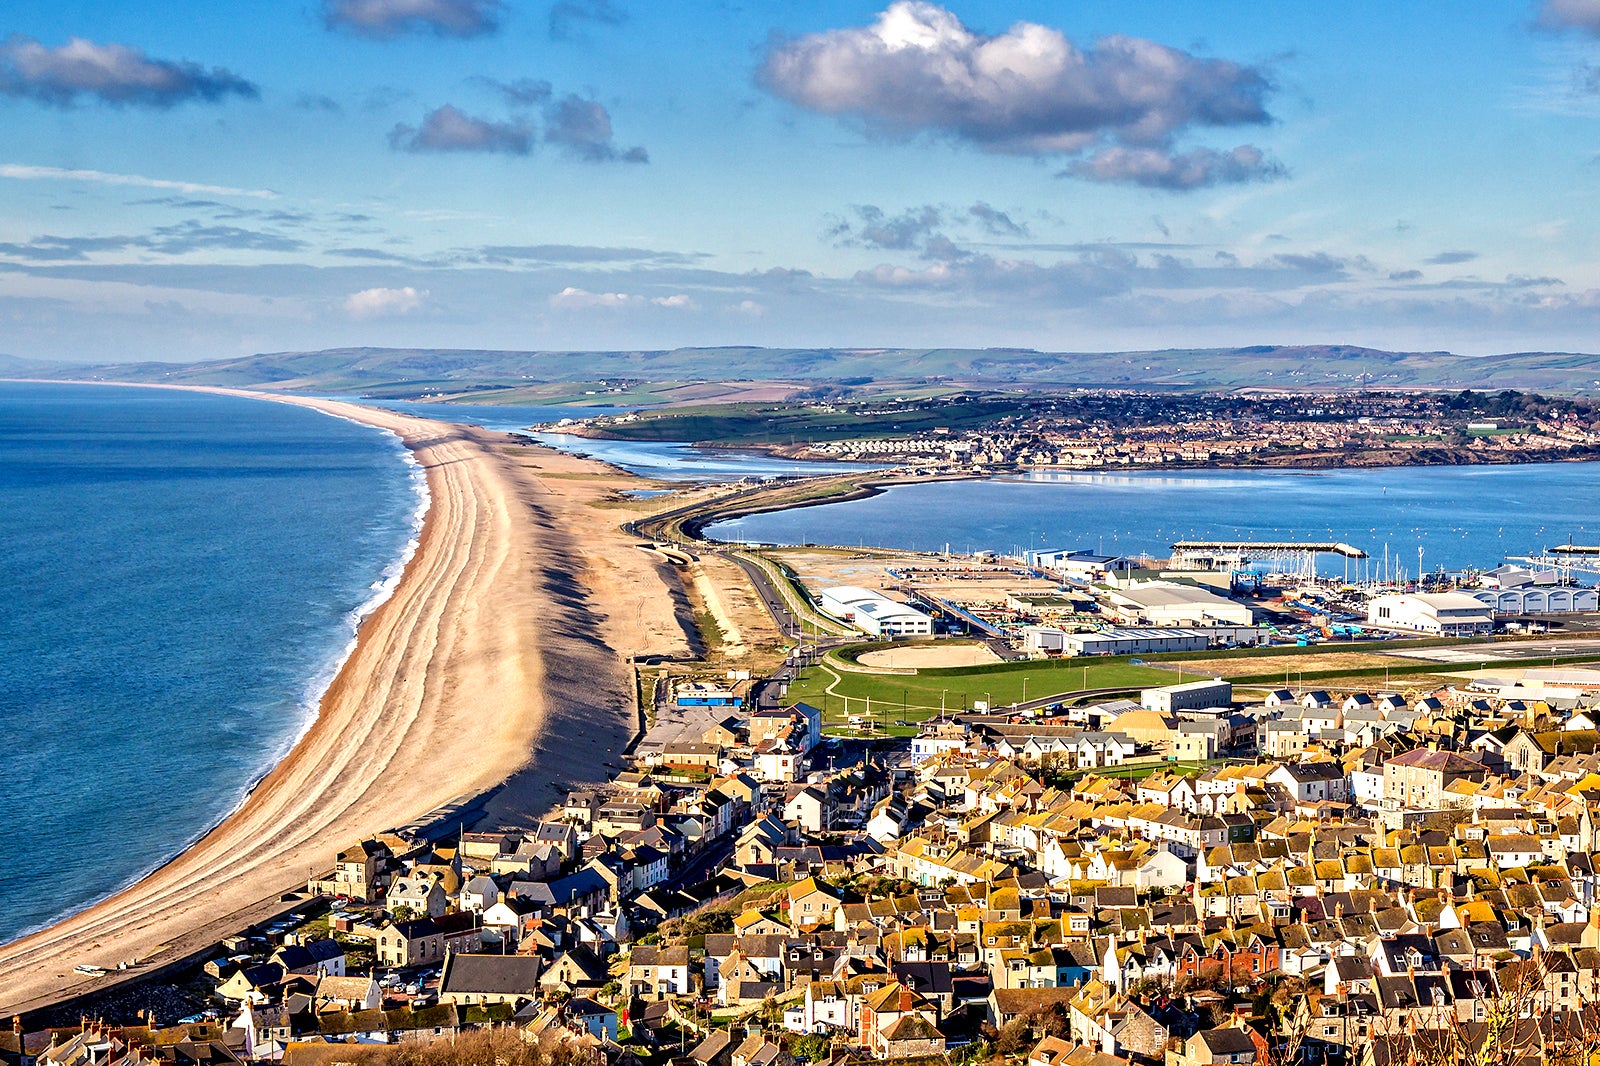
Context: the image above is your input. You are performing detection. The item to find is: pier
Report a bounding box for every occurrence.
[1170,539,1369,579]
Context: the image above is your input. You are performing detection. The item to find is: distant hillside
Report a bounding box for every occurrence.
[10,344,1600,394]
[0,353,74,378]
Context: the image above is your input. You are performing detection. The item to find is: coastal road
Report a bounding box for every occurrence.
[731,554,802,639]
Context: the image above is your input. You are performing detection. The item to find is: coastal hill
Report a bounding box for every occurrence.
[4,344,1600,395]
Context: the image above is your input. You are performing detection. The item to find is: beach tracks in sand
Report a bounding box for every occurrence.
[0,391,685,1015]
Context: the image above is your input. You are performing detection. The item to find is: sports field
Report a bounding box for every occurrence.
[788,656,1175,734]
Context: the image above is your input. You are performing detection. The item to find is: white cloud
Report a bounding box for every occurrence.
[323,0,503,38]
[0,34,257,108]
[1539,0,1600,34]
[345,285,425,318]
[389,104,533,154]
[759,1,1277,185]
[1065,145,1284,190]
[548,286,693,310]
[0,163,276,199]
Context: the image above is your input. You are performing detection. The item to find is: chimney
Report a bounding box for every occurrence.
[899,985,913,1013]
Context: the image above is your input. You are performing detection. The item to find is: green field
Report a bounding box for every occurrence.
[586,397,1033,444]
[788,658,1176,735]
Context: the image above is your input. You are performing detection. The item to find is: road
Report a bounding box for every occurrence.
[666,838,735,895]
[730,554,802,640]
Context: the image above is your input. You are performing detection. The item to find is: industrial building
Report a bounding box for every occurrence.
[1023,625,1263,656]
[1367,592,1494,636]
[1470,587,1599,614]
[1142,678,1233,714]
[1026,548,1137,582]
[817,586,933,636]
[1104,582,1256,627]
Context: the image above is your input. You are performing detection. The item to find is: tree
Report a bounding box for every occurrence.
[1379,953,1600,1066]
[788,1034,831,1061]
[1261,975,1311,1066]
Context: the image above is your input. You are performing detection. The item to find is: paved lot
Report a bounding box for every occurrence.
[1388,636,1600,664]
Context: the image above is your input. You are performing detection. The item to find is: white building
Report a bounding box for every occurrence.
[1027,548,1136,581]
[1022,625,1070,653]
[1058,626,1263,657]
[1367,592,1494,636]
[1142,678,1232,714]
[1105,582,1256,627]
[1470,587,1599,614]
[817,586,933,636]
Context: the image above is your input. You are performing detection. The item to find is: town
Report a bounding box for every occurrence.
[19,528,1600,1066]
[571,390,1600,473]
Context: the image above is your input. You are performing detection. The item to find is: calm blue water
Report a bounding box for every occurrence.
[533,432,884,482]
[0,383,422,945]
[705,463,1600,577]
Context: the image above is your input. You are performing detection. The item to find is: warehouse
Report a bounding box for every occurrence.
[1104,582,1256,627]
[1470,588,1599,614]
[1367,592,1494,636]
[817,586,933,636]
[1024,625,1264,656]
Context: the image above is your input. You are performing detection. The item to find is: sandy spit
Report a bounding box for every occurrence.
[0,390,692,1015]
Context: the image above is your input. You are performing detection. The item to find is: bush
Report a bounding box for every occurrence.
[789,1034,832,1061]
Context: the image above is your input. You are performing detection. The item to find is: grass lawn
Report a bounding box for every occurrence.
[1049,757,1229,784]
[790,658,1175,733]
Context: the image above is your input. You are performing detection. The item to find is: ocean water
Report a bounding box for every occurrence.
[0,383,424,945]
[704,463,1600,578]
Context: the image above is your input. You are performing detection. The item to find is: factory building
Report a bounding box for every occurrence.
[1023,625,1263,656]
[1104,582,1256,627]
[817,586,933,636]
[1367,592,1494,636]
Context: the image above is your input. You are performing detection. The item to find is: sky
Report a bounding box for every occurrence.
[4,1,1600,363]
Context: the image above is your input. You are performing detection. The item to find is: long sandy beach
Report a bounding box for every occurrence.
[0,391,692,1015]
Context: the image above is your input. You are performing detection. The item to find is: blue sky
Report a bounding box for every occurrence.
[2,0,1600,362]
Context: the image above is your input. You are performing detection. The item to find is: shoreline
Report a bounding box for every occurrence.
[0,401,434,953]
[0,382,693,1016]
[561,424,1600,475]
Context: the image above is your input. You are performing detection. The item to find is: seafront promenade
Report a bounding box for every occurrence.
[0,393,689,1016]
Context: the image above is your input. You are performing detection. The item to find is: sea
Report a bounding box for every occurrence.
[0,383,425,946]
[703,463,1600,579]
